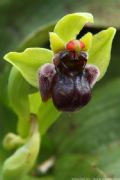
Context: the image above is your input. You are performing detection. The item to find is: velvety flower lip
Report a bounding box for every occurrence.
[39,50,99,112]
[4,13,116,112]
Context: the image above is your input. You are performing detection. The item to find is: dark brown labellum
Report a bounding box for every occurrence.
[39,50,99,112]
[53,50,87,76]
[51,72,91,111]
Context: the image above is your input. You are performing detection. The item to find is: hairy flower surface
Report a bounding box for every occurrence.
[39,49,99,111]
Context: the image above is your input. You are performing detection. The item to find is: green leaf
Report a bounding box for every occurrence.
[88,27,116,80]
[0,103,16,165]
[19,23,55,51]
[49,32,65,53]
[4,48,54,87]
[24,176,54,180]
[45,78,120,178]
[54,13,94,43]
[8,67,30,137]
[97,144,120,177]
[49,79,120,154]
[55,146,120,179]
[55,154,107,180]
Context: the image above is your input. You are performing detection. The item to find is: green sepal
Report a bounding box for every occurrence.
[4,48,54,87]
[80,32,93,52]
[54,13,94,43]
[88,27,116,80]
[49,32,65,53]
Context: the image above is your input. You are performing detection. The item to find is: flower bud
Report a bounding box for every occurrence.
[3,133,25,150]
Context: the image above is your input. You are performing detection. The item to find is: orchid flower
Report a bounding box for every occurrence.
[4,13,116,112]
[2,12,116,179]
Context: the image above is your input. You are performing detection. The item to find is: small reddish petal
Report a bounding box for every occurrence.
[79,41,85,49]
[85,64,100,88]
[66,40,76,51]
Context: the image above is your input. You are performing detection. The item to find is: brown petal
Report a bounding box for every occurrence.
[38,63,56,101]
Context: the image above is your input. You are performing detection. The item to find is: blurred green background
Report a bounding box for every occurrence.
[0,0,120,179]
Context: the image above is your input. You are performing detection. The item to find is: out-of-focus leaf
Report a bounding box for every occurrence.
[19,24,55,51]
[54,145,120,178]
[88,27,116,80]
[44,79,120,178]
[55,154,107,180]
[4,48,53,87]
[24,176,54,180]
[2,118,40,180]
[97,144,120,177]
[0,65,11,106]
[49,79,120,154]
[0,104,16,164]
[54,13,94,43]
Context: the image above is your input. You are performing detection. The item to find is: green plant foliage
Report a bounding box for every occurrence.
[2,119,40,180]
[50,79,120,153]
[8,67,30,137]
[0,104,16,165]
[19,24,55,51]
[54,155,107,179]
[24,176,54,180]
[47,79,120,178]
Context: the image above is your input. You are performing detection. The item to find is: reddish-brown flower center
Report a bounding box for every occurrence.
[53,50,87,76]
[66,40,85,52]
